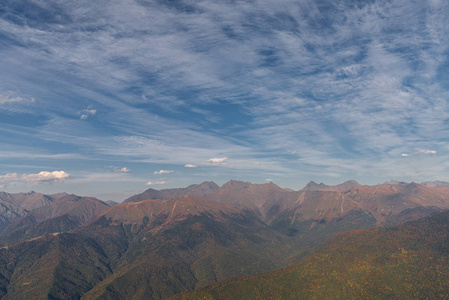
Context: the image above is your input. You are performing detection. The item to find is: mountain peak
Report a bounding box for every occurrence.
[343,180,359,185]
[383,179,408,186]
[198,181,219,188]
[221,180,251,189]
[303,181,327,190]
[302,180,359,192]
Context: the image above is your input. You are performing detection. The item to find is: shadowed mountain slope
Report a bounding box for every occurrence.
[0,197,109,243]
[0,233,113,300]
[176,210,449,299]
[0,191,81,231]
[0,191,54,211]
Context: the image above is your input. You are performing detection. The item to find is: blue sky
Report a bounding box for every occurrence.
[1,0,449,201]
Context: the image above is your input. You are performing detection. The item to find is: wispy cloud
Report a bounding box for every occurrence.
[107,166,130,173]
[0,93,35,105]
[145,181,166,186]
[418,150,437,155]
[184,164,197,168]
[154,170,174,175]
[80,108,96,120]
[208,157,228,165]
[1,0,449,193]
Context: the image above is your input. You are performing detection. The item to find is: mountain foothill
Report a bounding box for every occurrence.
[0,179,449,299]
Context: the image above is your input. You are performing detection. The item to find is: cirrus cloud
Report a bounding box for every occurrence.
[418,150,437,155]
[0,93,35,105]
[154,170,174,174]
[107,166,131,173]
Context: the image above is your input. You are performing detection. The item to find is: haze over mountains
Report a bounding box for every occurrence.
[0,179,449,298]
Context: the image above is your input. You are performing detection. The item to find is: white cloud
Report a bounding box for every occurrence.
[22,171,70,184]
[3,173,19,180]
[79,108,96,119]
[418,150,437,155]
[208,157,228,165]
[145,180,166,185]
[84,109,97,115]
[0,93,35,105]
[265,178,272,182]
[120,167,130,172]
[154,170,174,174]
[184,164,197,168]
[0,170,70,187]
[401,153,409,157]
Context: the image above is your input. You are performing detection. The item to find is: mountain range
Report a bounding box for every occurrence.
[0,179,448,298]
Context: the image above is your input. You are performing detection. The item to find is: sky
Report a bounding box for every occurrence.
[1,0,449,201]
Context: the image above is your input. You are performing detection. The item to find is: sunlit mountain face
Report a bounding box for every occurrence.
[1,0,449,200]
